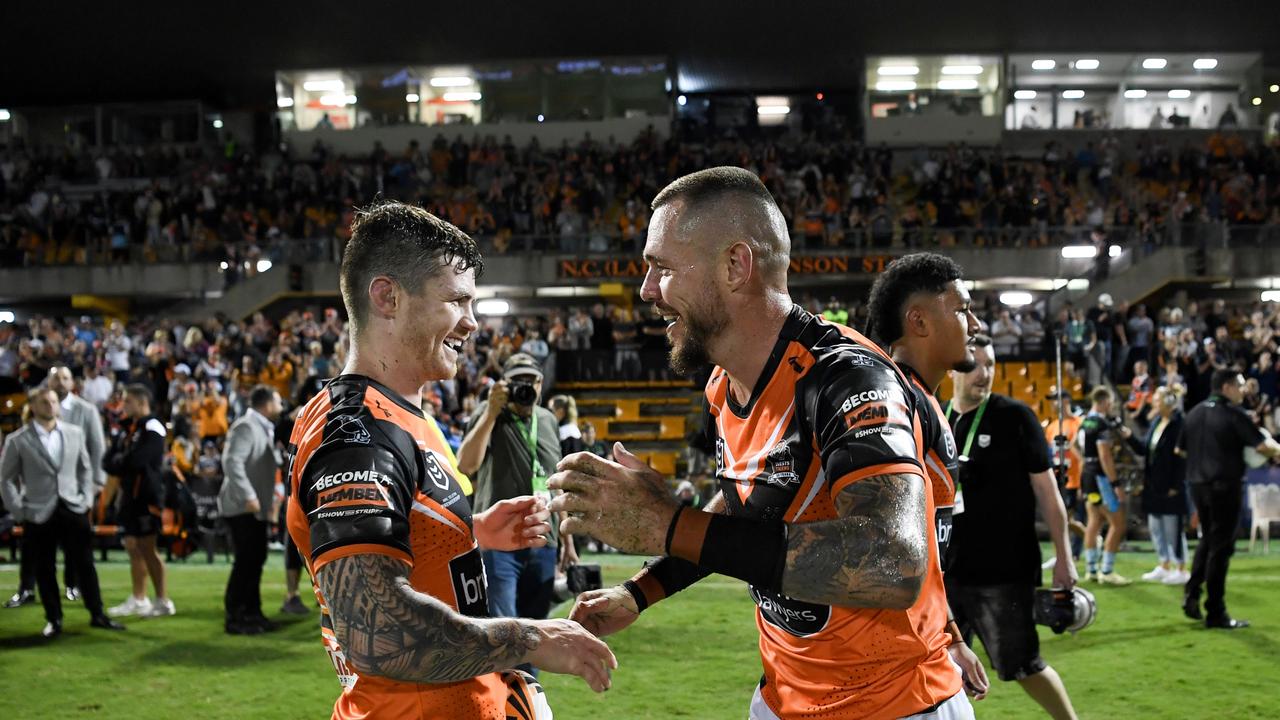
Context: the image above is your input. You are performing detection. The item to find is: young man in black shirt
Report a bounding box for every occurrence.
[946,336,1080,720]
[1179,369,1280,628]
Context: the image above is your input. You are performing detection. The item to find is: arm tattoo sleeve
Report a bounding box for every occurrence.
[780,473,929,609]
[318,553,541,684]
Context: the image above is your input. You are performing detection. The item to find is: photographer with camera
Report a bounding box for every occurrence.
[945,336,1081,720]
[458,353,577,667]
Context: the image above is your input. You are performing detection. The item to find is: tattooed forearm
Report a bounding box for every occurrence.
[780,473,928,609]
[318,553,540,684]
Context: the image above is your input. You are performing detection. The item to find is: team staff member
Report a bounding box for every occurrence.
[1078,387,1132,585]
[946,336,1081,720]
[553,167,967,719]
[1179,369,1280,629]
[864,252,989,700]
[0,386,124,638]
[104,385,175,618]
[285,201,614,720]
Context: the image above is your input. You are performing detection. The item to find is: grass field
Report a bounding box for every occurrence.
[0,544,1277,719]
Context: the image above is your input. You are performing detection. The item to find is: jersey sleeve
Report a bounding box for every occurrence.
[1013,402,1052,474]
[298,439,415,572]
[806,351,924,497]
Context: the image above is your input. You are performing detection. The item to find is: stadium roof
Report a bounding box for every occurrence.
[4,0,1279,107]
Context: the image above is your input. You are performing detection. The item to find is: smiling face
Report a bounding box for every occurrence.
[397,260,478,382]
[954,342,995,406]
[639,202,730,376]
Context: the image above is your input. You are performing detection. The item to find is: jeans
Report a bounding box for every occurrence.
[482,545,557,620]
[1148,513,1187,564]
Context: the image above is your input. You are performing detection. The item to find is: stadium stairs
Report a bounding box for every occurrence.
[554,379,700,478]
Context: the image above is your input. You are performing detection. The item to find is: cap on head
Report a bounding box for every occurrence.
[502,353,543,381]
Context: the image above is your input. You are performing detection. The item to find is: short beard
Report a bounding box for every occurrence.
[669,303,729,377]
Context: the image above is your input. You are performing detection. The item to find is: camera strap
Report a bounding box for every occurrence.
[512,411,547,497]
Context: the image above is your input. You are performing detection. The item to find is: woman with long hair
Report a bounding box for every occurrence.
[1131,385,1189,584]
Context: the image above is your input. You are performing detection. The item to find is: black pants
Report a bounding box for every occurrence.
[18,529,79,593]
[25,502,105,622]
[223,514,268,620]
[1185,482,1243,619]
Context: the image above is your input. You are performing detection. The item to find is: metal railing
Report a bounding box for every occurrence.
[8,222,1278,269]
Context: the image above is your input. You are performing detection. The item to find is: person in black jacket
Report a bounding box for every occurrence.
[1130,385,1189,585]
[103,385,174,619]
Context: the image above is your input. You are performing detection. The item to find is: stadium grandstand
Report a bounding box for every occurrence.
[2,2,1280,718]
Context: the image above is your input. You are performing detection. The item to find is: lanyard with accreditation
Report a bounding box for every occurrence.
[943,395,990,515]
[511,410,550,501]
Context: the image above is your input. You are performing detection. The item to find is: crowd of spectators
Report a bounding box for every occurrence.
[4,126,1280,268]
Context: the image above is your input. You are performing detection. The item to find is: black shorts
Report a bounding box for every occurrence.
[118,502,161,537]
[945,579,1047,682]
[284,533,304,572]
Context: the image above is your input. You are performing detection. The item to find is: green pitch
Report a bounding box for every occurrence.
[0,545,1276,719]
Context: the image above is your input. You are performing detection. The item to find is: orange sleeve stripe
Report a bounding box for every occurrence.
[311,543,412,574]
[668,508,713,564]
[632,573,667,606]
[829,462,924,497]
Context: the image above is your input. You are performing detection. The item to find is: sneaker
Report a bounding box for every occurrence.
[107,596,152,618]
[65,586,82,602]
[1163,570,1190,585]
[281,596,311,615]
[1084,571,1100,582]
[1142,566,1170,582]
[1041,557,1058,570]
[1099,572,1133,586]
[141,598,176,617]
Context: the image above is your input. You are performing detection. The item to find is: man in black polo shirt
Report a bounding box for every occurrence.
[1179,369,1280,629]
[946,336,1081,720]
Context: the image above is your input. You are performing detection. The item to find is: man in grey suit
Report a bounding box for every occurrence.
[219,385,284,634]
[0,386,124,638]
[6,367,109,608]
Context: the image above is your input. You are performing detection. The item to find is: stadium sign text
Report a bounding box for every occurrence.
[557,255,891,279]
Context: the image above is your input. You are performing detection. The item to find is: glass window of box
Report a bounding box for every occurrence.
[1006,53,1263,130]
[275,57,668,131]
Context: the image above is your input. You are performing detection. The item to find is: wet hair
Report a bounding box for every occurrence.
[340,200,483,336]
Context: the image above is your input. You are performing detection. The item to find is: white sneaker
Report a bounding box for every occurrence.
[1142,566,1170,582]
[141,598,176,617]
[1162,570,1190,585]
[107,596,152,618]
[1041,557,1058,569]
[1098,572,1133,586]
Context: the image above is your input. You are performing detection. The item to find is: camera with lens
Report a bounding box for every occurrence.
[508,380,538,406]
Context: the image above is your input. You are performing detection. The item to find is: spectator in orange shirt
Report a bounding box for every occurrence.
[261,351,294,399]
[196,381,229,442]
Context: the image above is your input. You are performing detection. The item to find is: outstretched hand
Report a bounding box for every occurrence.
[473,495,551,551]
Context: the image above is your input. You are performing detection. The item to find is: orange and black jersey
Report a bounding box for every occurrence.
[702,305,960,720]
[898,362,959,563]
[286,375,509,720]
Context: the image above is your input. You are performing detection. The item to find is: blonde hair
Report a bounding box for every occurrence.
[548,395,578,425]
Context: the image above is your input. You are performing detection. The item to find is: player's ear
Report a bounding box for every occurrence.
[724,241,754,292]
[904,301,928,338]
[367,276,400,319]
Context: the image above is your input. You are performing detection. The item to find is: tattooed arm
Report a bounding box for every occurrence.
[780,473,929,609]
[318,553,616,690]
